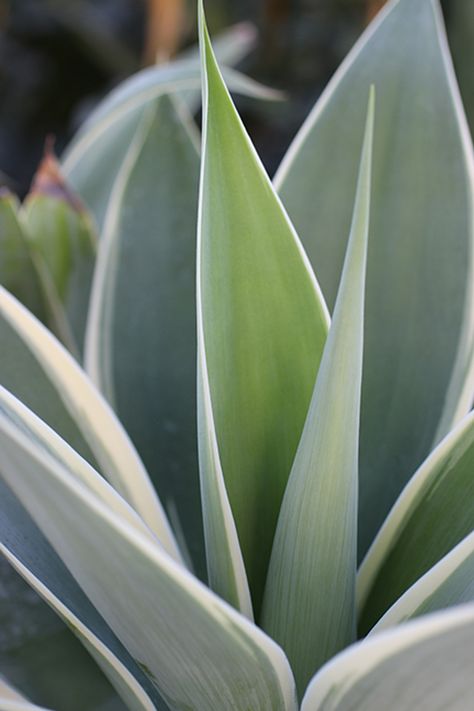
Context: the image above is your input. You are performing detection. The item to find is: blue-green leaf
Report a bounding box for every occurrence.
[370,533,474,633]
[0,287,179,560]
[275,0,474,558]
[84,94,202,575]
[0,474,162,711]
[358,411,474,633]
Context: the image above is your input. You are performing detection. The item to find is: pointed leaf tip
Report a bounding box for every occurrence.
[29,138,85,214]
[197,0,329,615]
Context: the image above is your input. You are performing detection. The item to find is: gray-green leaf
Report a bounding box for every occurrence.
[62,23,267,233]
[261,88,374,696]
[357,411,474,633]
[0,389,297,711]
[275,0,474,558]
[84,94,203,575]
[301,605,474,710]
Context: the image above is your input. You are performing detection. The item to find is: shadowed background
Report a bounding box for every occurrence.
[1,0,471,197]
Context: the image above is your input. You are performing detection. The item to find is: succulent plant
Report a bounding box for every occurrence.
[0,0,473,709]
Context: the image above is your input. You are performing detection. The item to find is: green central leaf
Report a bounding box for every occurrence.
[197,1,329,614]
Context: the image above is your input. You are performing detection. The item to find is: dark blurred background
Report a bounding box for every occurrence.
[0,0,472,198]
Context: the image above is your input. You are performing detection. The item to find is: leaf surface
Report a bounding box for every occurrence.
[0,171,88,354]
[0,192,46,323]
[276,0,474,557]
[261,89,374,695]
[0,287,179,560]
[62,23,267,233]
[357,411,474,633]
[0,391,297,711]
[21,150,97,356]
[370,533,474,633]
[197,1,329,613]
[0,454,163,711]
[85,94,203,574]
[0,676,52,711]
[301,605,474,710]
[0,557,125,711]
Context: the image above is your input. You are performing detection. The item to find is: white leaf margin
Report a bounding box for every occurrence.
[196,0,255,621]
[301,603,474,710]
[63,66,280,182]
[357,411,474,614]
[0,546,155,711]
[274,0,474,438]
[0,391,297,711]
[0,286,182,564]
[0,677,51,711]
[0,385,161,547]
[369,532,474,634]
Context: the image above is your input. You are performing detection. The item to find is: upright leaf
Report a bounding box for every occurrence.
[0,391,297,711]
[357,411,474,633]
[261,90,374,695]
[301,605,474,710]
[275,0,474,557]
[85,94,203,574]
[197,1,329,613]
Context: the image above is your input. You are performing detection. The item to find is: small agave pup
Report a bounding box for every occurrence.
[0,0,473,709]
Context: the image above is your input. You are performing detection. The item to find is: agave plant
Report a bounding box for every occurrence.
[1,0,474,709]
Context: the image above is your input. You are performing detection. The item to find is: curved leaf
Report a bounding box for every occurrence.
[0,192,46,323]
[0,391,297,711]
[21,150,97,356]
[370,533,474,633]
[0,466,164,710]
[357,411,474,633]
[0,287,180,560]
[197,1,329,613]
[275,0,474,558]
[62,23,269,233]
[301,605,474,710]
[261,89,374,695]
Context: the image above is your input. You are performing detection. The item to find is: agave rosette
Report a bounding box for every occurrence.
[0,0,473,709]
